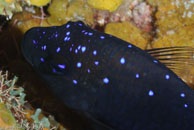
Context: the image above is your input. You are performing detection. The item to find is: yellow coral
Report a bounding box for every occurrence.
[0,0,23,18]
[149,0,194,37]
[105,22,150,49]
[66,0,93,24]
[47,0,68,26]
[48,0,93,26]
[87,0,123,12]
[5,0,14,4]
[12,11,50,33]
[0,103,18,129]
[30,0,51,6]
[152,25,194,48]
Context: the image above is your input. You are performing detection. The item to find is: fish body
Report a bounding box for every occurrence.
[21,21,194,130]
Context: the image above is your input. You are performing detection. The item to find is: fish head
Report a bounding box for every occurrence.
[21,26,51,68]
[21,21,83,73]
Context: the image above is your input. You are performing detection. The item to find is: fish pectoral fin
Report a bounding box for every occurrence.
[82,112,116,130]
[146,46,194,77]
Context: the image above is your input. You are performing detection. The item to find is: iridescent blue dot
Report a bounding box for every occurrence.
[58,64,65,69]
[87,69,90,73]
[55,34,58,38]
[66,31,70,36]
[70,47,72,52]
[103,77,109,84]
[81,46,86,53]
[64,37,68,41]
[73,80,77,85]
[165,74,170,80]
[100,36,105,39]
[43,31,45,34]
[77,62,82,68]
[66,24,70,28]
[148,90,154,96]
[33,40,36,44]
[93,50,97,55]
[78,23,82,26]
[42,45,46,51]
[82,30,85,33]
[78,45,81,50]
[94,61,99,65]
[84,32,88,35]
[184,104,188,108]
[128,45,132,48]
[180,93,185,98]
[67,37,71,41]
[56,47,61,53]
[88,32,93,36]
[40,57,44,62]
[120,57,125,64]
[75,49,78,54]
[153,60,158,63]
[136,73,139,78]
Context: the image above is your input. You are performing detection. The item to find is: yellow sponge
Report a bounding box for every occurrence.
[105,22,150,49]
[0,103,17,129]
[30,0,51,6]
[87,0,123,12]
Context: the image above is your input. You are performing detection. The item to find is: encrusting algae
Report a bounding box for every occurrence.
[48,0,93,26]
[12,10,50,34]
[0,71,66,130]
[105,22,151,49]
[28,0,51,7]
[0,103,20,130]
[87,0,123,12]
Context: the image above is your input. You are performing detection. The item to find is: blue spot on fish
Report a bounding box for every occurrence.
[66,31,70,36]
[73,80,77,85]
[100,36,105,39]
[128,45,132,48]
[77,62,82,68]
[88,32,93,36]
[120,57,125,64]
[94,61,99,66]
[103,77,109,84]
[40,57,44,62]
[93,50,97,55]
[165,74,170,80]
[66,24,70,28]
[58,64,65,69]
[136,73,139,78]
[56,47,61,53]
[81,46,86,53]
[180,93,185,98]
[148,90,154,96]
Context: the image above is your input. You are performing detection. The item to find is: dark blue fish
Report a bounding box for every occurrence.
[21,21,194,130]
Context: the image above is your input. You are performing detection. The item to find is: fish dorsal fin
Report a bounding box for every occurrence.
[146,46,194,85]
